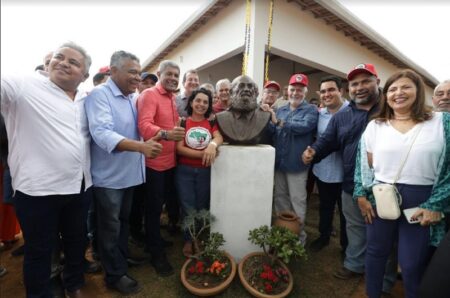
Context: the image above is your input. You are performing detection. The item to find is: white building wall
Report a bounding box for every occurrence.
[146,0,433,99]
[147,0,245,79]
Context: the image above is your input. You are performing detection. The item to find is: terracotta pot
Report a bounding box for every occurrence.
[273,211,301,235]
[238,252,293,298]
[180,252,237,297]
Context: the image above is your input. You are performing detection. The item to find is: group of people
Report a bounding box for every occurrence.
[0,40,449,298]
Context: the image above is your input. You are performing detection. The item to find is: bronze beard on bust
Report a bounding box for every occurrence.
[216,75,271,145]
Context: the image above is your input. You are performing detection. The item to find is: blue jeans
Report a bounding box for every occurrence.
[94,187,134,285]
[14,190,85,297]
[366,184,433,298]
[342,191,397,293]
[175,164,211,241]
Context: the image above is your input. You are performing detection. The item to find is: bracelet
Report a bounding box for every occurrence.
[210,141,218,147]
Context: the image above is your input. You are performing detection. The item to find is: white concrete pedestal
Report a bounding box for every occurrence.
[210,145,275,262]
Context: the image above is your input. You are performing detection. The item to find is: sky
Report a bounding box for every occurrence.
[1,0,449,91]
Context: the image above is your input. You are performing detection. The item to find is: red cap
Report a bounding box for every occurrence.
[347,63,378,81]
[289,74,309,87]
[263,80,281,91]
[98,66,110,74]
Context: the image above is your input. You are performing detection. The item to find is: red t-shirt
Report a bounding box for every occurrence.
[178,118,218,168]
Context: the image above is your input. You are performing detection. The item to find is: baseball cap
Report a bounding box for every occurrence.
[289,74,309,87]
[98,66,110,74]
[347,63,378,81]
[264,81,281,91]
[140,72,158,83]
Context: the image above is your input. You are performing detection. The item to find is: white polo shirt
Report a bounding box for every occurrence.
[1,71,92,196]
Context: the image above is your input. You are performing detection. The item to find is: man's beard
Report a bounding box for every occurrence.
[230,98,257,112]
[353,91,377,105]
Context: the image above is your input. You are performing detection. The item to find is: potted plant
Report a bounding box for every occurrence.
[238,225,307,298]
[180,209,237,297]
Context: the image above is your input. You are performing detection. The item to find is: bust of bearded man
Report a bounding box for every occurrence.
[216,75,271,145]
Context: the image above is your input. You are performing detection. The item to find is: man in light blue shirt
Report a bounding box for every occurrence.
[310,75,349,252]
[85,50,162,295]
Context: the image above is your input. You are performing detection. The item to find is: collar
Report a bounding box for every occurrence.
[43,72,84,101]
[289,99,307,110]
[106,78,136,100]
[323,99,349,115]
[156,83,172,96]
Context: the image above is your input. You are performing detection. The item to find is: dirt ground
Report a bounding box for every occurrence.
[0,194,405,298]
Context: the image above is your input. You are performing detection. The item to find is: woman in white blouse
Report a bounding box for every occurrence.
[354,69,450,298]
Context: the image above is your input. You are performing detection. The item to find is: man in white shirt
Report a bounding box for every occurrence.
[1,42,92,298]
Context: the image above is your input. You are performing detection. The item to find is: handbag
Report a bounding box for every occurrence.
[372,125,422,220]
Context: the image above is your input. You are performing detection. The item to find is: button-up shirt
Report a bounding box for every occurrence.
[85,78,145,189]
[137,83,179,171]
[311,95,381,194]
[312,100,349,183]
[270,100,318,172]
[1,71,92,196]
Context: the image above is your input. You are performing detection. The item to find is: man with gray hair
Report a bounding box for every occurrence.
[1,42,92,297]
[432,80,450,112]
[213,78,231,113]
[137,60,185,277]
[267,73,318,246]
[85,50,163,294]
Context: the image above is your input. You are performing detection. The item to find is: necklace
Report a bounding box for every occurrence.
[393,117,411,121]
[393,114,411,121]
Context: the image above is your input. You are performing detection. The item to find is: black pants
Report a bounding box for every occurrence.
[14,190,85,297]
[418,230,450,298]
[144,167,178,256]
[129,183,146,238]
[315,177,348,250]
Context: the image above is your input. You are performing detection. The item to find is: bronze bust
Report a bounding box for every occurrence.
[216,75,271,145]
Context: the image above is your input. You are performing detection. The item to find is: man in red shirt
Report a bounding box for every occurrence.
[137,60,185,276]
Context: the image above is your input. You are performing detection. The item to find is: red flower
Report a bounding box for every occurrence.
[188,266,196,274]
[267,270,275,281]
[260,272,269,279]
[264,282,273,293]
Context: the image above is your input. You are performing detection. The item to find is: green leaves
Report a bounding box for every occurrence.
[248,225,307,265]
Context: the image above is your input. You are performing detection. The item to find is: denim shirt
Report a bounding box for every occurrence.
[312,101,349,183]
[85,78,145,189]
[270,100,318,172]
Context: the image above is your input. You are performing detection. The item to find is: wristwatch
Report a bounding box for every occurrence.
[160,130,169,140]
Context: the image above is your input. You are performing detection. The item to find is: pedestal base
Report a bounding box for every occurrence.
[210,145,275,262]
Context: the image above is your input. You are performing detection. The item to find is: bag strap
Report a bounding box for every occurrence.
[393,124,423,184]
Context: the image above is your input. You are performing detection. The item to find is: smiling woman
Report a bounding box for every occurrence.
[353,69,450,298]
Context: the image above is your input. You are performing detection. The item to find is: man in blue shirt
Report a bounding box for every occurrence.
[310,76,349,252]
[85,50,162,295]
[302,64,396,294]
[268,73,318,245]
